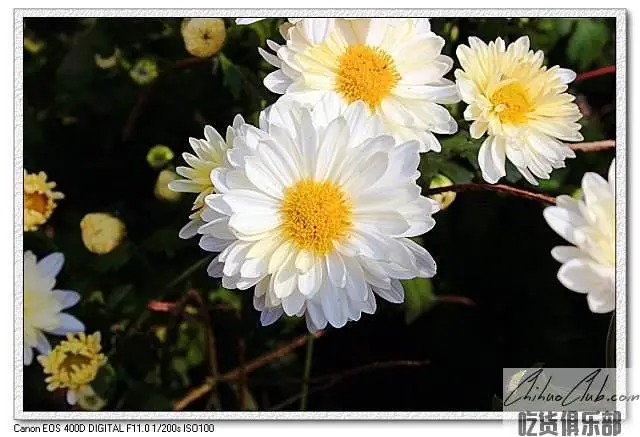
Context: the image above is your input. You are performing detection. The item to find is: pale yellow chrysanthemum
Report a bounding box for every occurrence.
[155,169,182,202]
[80,213,126,255]
[37,332,107,405]
[455,36,582,185]
[168,118,244,239]
[428,174,456,211]
[258,18,459,152]
[181,18,226,58]
[24,171,64,232]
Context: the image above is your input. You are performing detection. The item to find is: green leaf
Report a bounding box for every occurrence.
[567,20,609,71]
[435,160,474,184]
[219,53,244,99]
[403,277,435,324]
[505,161,523,184]
[208,288,242,312]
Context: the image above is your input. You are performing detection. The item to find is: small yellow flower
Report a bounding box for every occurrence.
[146,144,174,169]
[24,171,64,232]
[80,213,126,255]
[181,18,226,58]
[37,332,107,405]
[429,174,457,211]
[129,58,158,85]
[155,170,182,202]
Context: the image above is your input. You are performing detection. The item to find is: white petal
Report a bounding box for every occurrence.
[48,314,84,335]
[478,136,506,184]
[374,279,405,304]
[24,346,33,366]
[556,68,577,84]
[551,246,585,263]
[264,70,292,94]
[52,290,80,310]
[586,289,615,313]
[326,252,347,288]
[179,218,203,239]
[228,212,280,236]
[321,285,347,328]
[298,260,323,297]
[260,306,284,326]
[236,18,265,25]
[244,156,285,199]
[34,330,51,355]
[282,291,306,316]
[557,259,610,295]
[67,390,78,405]
[199,235,232,253]
[37,253,64,279]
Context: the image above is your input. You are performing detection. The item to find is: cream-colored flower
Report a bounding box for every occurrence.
[455,36,582,184]
[428,174,456,211]
[543,159,615,313]
[258,18,459,152]
[80,213,126,255]
[37,332,107,405]
[24,171,64,232]
[182,18,226,58]
[168,118,244,239]
[155,169,182,202]
[24,251,84,366]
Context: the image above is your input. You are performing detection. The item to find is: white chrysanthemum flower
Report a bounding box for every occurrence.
[24,251,84,366]
[454,36,583,185]
[169,119,243,239]
[258,18,459,152]
[543,159,615,313]
[196,100,439,332]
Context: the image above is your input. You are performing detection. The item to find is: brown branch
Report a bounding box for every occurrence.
[186,289,222,411]
[122,57,209,141]
[270,360,431,411]
[425,183,556,206]
[437,295,476,306]
[235,336,247,410]
[173,331,325,411]
[568,140,615,152]
[575,65,615,82]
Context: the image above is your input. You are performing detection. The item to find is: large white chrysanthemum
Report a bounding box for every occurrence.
[24,251,84,365]
[169,119,243,239]
[197,100,439,331]
[454,36,583,185]
[543,159,615,313]
[258,18,459,152]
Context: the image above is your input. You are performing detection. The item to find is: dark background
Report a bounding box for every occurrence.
[22,17,616,411]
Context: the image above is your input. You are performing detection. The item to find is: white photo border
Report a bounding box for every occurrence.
[14,8,627,420]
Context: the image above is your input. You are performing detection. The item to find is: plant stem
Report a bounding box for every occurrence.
[174,330,324,411]
[123,255,212,339]
[300,335,315,411]
[424,183,556,205]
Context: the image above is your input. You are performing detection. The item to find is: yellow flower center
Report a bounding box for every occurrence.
[25,191,49,214]
[61,352,93,374]
[490,82,532,124]
[336,44,400,110]
[281,179,352,255]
